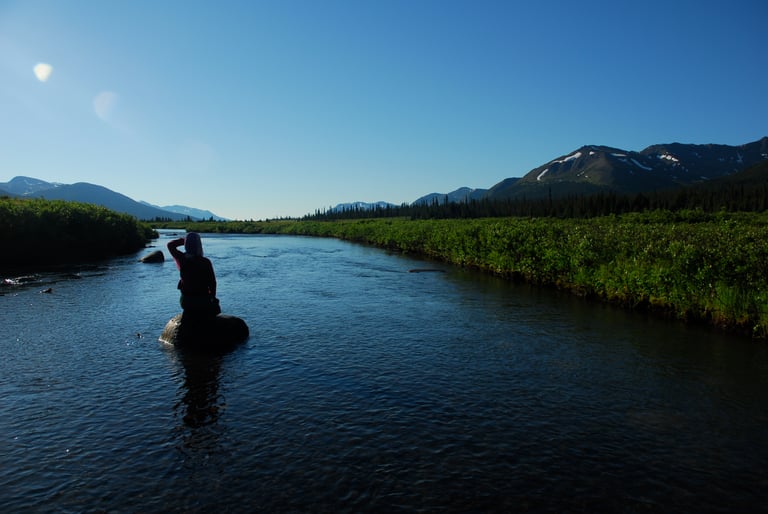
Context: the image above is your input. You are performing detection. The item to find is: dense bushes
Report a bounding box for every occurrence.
[154,211,768,338]
[0,197,156,267]
[7,194,764,337]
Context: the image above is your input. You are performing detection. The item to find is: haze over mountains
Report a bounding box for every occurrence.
[2,137,766,219]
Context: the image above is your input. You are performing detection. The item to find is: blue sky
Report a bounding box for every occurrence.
[1,0,765,220]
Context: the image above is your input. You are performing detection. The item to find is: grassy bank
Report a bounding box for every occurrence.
[153,210,768,338]
[0,197,156,267]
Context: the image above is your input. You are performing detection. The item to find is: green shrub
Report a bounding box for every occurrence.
[149,211,768,338]
[0,197,156,266]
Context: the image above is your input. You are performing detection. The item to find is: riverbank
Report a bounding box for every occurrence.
[0,197,156,267]
[155,211,768,339]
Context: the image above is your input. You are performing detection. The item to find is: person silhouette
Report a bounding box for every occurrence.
[167,232,220,318]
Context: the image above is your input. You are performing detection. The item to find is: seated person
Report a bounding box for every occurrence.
[167,232,220,318]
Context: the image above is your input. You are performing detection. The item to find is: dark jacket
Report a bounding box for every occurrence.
[168,238,217,297]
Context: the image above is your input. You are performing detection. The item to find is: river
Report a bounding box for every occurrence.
[1,231,767,512]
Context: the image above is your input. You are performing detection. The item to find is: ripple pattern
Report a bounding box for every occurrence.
[2,232,767,512]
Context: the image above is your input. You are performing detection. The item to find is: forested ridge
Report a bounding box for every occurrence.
[307,161,768,221]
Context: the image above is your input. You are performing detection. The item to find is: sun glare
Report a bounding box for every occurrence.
[33,62,53,82]
[93,91,118,121]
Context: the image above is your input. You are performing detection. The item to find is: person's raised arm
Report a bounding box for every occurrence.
[167,237,185,266]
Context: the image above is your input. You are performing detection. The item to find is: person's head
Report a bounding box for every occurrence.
[184,232,203,257]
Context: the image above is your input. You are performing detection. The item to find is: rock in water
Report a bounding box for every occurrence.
[160,313,249,350]
[140,250,165,263]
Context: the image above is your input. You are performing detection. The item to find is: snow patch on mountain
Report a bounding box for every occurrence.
[552,151,582,164]
[659,153,679,162]
[331,201,396,212]
[631,158,653,171]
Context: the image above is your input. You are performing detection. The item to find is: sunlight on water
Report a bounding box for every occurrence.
[1,232,767,512]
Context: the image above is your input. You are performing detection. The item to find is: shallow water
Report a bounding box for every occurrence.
[2,231,767,512]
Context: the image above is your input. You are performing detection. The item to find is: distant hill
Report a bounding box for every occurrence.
[31,182,189,220]
[1,176,64,196]
[323,138,767,214]
[6,136,767,221]
[486,137,768,200]
[685,158,768,193]
[141,202,229,221]
[330,201,397,213]
[0,176,193,221]
[719,158,768,185]
[413,187,488,205]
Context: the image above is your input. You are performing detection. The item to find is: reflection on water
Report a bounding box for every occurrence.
[166,345,228,480]
[1,233,767,512]
[174,349,224,429]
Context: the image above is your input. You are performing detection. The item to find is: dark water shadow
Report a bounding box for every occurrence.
[165,341,244,460]
[175,348,226,430]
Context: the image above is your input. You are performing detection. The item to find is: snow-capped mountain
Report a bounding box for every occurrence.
[487,137,768,200]
[330,201,397,212]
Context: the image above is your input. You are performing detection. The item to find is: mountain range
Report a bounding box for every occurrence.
[2,137,766,219]
[421,137,768,205]
[0,177,227,221]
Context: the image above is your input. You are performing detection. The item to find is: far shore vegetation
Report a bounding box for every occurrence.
[0,197,156,268]
[151,211,768,339]
[3,162,768,339]
[149,165,768,340]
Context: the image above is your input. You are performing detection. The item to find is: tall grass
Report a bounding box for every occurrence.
[153,211,768,338]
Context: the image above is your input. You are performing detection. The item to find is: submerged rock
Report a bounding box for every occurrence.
[140,250,165,263]
[160,313,249,350]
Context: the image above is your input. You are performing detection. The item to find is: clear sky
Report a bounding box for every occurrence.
[1,0,765,220]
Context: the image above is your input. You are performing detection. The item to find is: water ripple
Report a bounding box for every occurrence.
[1,234,767,512]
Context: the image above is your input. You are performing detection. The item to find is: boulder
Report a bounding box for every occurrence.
[160,313,249,350]
[140,250,165,263]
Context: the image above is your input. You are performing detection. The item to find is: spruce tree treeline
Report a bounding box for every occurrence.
[305,169,768,221]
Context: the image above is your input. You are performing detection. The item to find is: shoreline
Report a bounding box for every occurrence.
[151,212,768,340]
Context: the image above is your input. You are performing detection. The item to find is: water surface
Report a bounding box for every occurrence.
[2,232,767,512]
